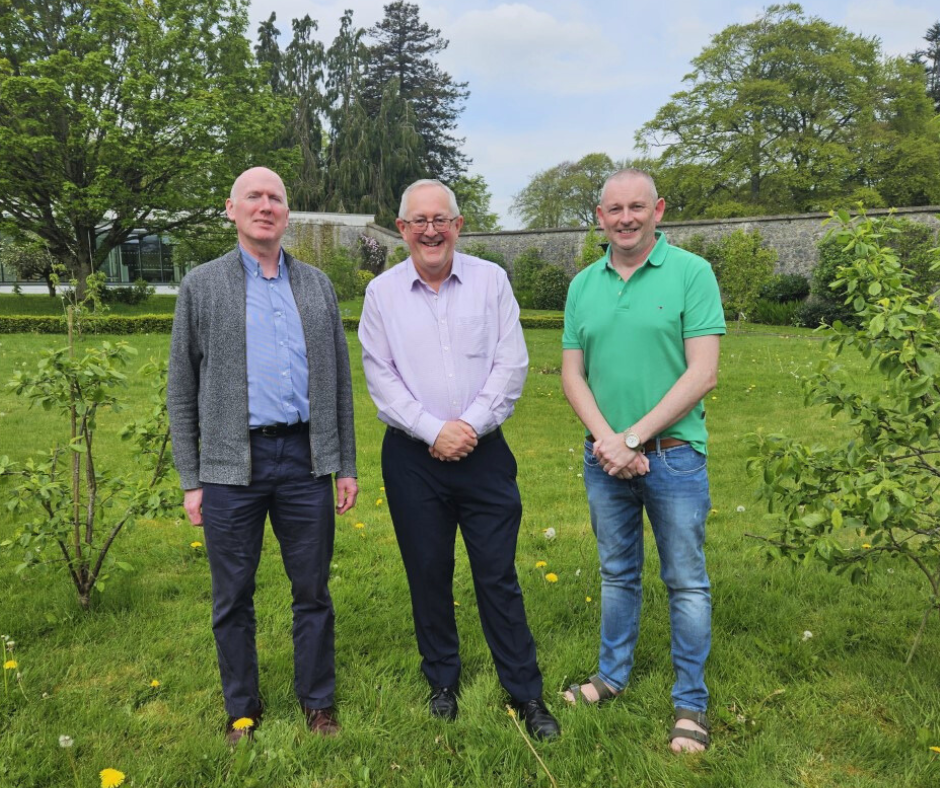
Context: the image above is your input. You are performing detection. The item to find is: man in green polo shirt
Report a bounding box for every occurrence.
[560,169,725,753]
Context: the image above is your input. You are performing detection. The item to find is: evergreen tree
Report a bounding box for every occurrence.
[363,2,469,182]
[912,22,940,112]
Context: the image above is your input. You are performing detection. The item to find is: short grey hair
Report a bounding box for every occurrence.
[600,169,658,204]
[398,179,460,219]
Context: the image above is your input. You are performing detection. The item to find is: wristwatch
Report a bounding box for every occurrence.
[623,431,642,451]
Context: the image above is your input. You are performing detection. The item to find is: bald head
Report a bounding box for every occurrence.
[600,169,658,206]
[230,167,288,206]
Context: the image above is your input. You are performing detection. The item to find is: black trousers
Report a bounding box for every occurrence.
[381,427,543,702]
[202,429,336,717]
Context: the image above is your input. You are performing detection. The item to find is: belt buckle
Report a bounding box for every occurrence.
[260,425,278,437]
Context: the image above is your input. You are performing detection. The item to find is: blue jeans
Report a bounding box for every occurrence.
[583,440,711,712]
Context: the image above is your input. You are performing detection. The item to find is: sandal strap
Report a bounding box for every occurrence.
[587,675,617,701]
[674,708,709,730]
[669,725,709,747]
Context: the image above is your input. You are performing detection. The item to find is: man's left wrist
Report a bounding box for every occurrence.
[623,430,643,452]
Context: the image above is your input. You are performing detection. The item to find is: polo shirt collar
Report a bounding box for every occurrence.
[603,230,668,271]
[239,244,285,279]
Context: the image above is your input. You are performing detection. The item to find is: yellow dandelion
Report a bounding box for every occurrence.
[375,498,383,505]
[545,573,558,583]
[99,768,126,788]
[507,707,517,719]
[710,396,718,401]
[231,717,255,731]
[453,600,460,606]
[930,746,940,753]
[190,541,202,548]
[380,486,385,492]
[862,543,871,549]
[149,679,160,688]
[709,508,719,516]
[535,560,547,569]
[354,522,365,529]
[3,660,17,670]
[586,596,592,602]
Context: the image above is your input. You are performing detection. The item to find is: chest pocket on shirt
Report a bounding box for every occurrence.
[456,315,493,358]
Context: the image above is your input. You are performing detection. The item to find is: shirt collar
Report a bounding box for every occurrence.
[603,230,668,272]
[406,252,464,290]
[239,244,285,279]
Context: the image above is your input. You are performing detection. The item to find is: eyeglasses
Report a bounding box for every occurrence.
[401,216,457,233]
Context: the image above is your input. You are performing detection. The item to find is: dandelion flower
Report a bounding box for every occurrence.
[711,396,718,401]
[380,486,385,492]
[3,660,17,670]
[586,596,592,602]
[507,707,517,719]
[930,746,940,753]
[453,601,460,607]
[545,573,558,583]
[231,717,255,731]
[99,768,126,788]
[354,522,365,529]
[710,508,719,516]
[58,735,74,748]
[535,560,547,569]
[150,679,160,688]
[862,543,871,549]
[375,498,383,505]
[190,541,202,548]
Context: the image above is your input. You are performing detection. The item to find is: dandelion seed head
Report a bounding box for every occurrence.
[736,506,746,513]
[802,631,813,641]
[58,735,74,748]
[543,527,556,540]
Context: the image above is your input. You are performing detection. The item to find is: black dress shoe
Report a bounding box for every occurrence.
[429,686,459,720]
[513,697,560,741]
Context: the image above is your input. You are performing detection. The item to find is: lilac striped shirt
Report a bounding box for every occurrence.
[359,253,528,445]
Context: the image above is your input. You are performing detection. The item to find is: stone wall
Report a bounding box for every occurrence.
[286,207,940,278]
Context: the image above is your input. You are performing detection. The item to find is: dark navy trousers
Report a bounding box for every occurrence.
[202,429,335,717]
[381,427,543,703]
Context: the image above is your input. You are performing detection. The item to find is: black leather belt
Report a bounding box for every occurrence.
[251,421,309,437]
[387,426,503,446]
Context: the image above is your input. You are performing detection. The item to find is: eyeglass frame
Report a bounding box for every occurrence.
[399,216,459,233]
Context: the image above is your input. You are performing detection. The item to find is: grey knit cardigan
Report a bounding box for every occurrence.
[167,248,357,489]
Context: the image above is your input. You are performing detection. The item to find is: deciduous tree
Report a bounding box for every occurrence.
[450,174,500,232]
[0,0,286,293]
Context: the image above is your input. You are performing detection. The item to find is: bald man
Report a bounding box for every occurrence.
[560,169,725,752]
[168,167,358,742]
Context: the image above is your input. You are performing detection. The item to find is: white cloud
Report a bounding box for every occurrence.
[439,4,609,95]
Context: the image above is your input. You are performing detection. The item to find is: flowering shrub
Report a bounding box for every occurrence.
[358,234,387,275]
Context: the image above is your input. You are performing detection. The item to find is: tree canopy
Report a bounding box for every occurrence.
[510,153,620,229]
[0,0,285,289]
[451,175,500,232]
[637,3,940,218]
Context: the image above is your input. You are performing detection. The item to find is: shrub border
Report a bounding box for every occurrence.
[0,314,566,334]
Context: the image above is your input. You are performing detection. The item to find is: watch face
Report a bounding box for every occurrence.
[625,433,640,449]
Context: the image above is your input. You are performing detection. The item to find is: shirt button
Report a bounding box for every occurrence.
[440,319,446,324]
[443,346,449,351]
[282,371,288,376]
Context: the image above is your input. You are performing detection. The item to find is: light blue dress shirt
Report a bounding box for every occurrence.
[241,246,310,428]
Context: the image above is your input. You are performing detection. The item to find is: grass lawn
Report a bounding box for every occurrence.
[0,328,938,787]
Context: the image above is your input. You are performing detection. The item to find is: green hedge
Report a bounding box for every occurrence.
[1,314,565,334]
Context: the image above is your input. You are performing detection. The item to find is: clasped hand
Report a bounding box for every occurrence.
[429,420,478,461]
[592,433,650,479]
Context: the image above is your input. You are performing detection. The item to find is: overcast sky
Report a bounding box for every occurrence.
[246,1,938,227]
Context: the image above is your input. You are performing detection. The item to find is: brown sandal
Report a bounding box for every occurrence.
[669,708,709,751]
[564,674,619,705]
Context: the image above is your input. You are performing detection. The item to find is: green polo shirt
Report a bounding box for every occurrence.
[562,231,725,454]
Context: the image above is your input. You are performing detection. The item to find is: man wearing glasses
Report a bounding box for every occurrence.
[358,179,560,740]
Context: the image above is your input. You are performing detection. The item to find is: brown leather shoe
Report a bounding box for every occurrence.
[303,705,340,736]
[225,706,263,745]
